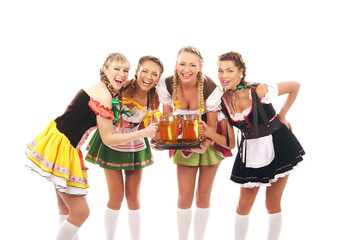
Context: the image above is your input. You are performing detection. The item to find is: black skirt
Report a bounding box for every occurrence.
[231,124,304,188]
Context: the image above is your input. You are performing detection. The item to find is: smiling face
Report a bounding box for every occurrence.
[218,60,243,90]
[103,62,130,91]
[175,51,203,84]
[136,60,161,92]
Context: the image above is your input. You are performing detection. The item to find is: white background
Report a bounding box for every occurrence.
[1,0,345,239]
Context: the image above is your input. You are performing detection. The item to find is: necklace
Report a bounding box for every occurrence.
[227,83,253,112]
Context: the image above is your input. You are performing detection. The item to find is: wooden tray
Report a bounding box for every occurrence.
[155,139,205,150]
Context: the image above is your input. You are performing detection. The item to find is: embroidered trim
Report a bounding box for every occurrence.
[28,142,88,185]
[29,148,69,175]
[87,154,153,168]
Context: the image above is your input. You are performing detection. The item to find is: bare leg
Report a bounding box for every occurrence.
[125,169,143,210]
[265,176,289,214]
[104,169,125,210]
[177,164,198,209]
[57,192,89,227]
[195,163,220,208]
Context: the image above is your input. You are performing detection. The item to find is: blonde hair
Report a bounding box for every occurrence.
[100,52,130,129]
[173,46,205,111]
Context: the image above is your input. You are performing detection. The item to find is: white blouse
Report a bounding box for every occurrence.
[221,83,279,122]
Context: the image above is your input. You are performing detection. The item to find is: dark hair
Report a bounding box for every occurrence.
[218,51,247,84]
[127,55,164,110]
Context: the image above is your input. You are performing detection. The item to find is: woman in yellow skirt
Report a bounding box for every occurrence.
[25,53,158,240]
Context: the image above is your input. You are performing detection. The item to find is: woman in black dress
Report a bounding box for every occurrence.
[201,51,304,240]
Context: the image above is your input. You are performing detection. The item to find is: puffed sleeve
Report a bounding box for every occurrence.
[156,78,172,106]
[261,83,279,104]
[88,98,115,120]
[205,85,223,112]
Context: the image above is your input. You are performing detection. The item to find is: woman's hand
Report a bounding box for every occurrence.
[150,138,162,151]
[190,139,209,154]
[199,120,212,138]
[278,114,292,131]
[142,122,158,138]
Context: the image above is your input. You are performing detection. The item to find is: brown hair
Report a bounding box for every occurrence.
[218,51,247,85]
[100,52,130,129]
[173,46,205,111]
[127,55,164,110]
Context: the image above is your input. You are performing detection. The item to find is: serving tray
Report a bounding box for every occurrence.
[155,139,205,150]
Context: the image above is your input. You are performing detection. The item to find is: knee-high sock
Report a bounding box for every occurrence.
[267,212,282,240]
[104,207,120,240]
[56,220,79,240]
[177,208,192,240]
[128,209,141,240]
[193,207,210,240]
[234,213,249,240]
[59,214,68,225]
[59,215,79,240]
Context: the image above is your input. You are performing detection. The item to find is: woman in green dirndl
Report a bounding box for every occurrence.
[85,56,164,240]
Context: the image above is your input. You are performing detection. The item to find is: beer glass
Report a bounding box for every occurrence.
[182,114,199,142]
[158,114,180,143]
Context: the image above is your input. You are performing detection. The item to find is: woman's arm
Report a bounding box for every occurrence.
[97,116,158,146]
[257,82,300,130]
[201,119,235,149]
[277,81,300,118]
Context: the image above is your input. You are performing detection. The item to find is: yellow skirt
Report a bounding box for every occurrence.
[26,121,89,195]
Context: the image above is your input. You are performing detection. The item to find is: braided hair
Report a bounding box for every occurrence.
[173,46,205,111]
[127,55,164,110]
[100,52,130,129]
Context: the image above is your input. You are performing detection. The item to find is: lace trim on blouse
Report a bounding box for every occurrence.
[223,83,278,121]
[156,78,223,112]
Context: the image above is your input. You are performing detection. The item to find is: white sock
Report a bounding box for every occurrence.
[56,220,79,240]
[234,213,249,240]
[104,207,120,240]
[177,208,192,240]
[58,215,79,240]
[193,207,210,240]
[128,209,141,240]
[267,212,283,240]
[59,214,68,225]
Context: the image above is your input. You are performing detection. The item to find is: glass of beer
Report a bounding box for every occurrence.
[182,114,199,142]
[158,114,180,143]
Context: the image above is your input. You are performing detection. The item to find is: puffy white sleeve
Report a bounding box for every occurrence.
[156,78,172,106]
[261,83,279,104]
[205,85,223,112]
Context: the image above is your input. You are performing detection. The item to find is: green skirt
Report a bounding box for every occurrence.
[85,130,153,171]
[173,145,224,166]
